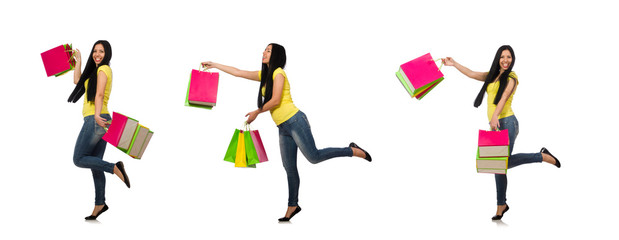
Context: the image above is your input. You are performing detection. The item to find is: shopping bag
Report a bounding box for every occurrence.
[396,53,444,100]
[476,129,509,174]
[235,131,247,167]
[185,65,219,109]
[476,149,508,174]
[223,129,240,163]
[225,123,263,168]
[127,124,154,159]
[117,117,139,152]
[478,129,509,157]
[102,112,130,147]
[245,128,260,166]
[102,112,153,160]
[250,130,268,163]
[41,44,76,77]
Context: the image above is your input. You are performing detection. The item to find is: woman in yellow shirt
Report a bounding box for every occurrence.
[443,45,561,220]
[67,40,130,220]
[203,43,371,222]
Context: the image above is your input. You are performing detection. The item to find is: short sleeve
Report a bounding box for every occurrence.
[97,65,112,79]
[273,68,286,80]
[508,72,518,80]
[508,72,518,84]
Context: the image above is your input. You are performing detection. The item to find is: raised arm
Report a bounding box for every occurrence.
[73,49,82,84]
[442,57,487,82]
[202,61,260,81]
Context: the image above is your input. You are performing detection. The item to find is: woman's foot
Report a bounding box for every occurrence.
[85,204,108,220]
[492,204,509,220]
[278,206,302,222]
[114,161,131,188]
[350,142,372,162]
[541,147,561,168]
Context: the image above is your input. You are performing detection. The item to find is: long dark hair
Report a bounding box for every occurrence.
[68,40,112,103]
[473,45,515,108]
[257,43,286,109]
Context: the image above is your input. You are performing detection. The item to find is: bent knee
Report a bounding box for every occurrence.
[73,156,85,168]
[307,158,321,164]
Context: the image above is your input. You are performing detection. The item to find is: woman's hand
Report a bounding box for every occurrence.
[72,48,82,67]
[72,49,83,84]
[201,61,216,70]
[442,57,455,66]
[95,114,108,129]
[245,109,260,124]
[490,116,500,131]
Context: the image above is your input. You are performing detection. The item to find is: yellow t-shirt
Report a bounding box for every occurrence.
[486,72,518,121]
[82,65,112,117]
[259,68,299,125]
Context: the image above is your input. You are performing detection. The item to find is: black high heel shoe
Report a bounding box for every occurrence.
[491,204,509,220]
[116,161,131,188]
[278,206,302,222]
[541,147,561,168]
[350,142,372,162]
[85,204,109,220]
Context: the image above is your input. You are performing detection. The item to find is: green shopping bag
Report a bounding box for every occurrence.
[223,129,240,163]
[245,127,260,166]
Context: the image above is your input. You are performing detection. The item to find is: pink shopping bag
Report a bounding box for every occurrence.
[41,44,75,77]
[478,129,509,147]
[186,69,219,108]
[250,130,268,163]
[477,129,510,158]
[102,112,130,147]
[396,53,444,99]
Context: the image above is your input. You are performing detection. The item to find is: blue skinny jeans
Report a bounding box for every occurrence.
[277,111,353,206]
[73,114,115,205]
[495,115,543,205]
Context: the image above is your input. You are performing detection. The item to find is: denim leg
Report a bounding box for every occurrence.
[494,116,518,205]
[279,127,300,207]
[277,111,354,207]
[289,112,353,164]
[494,175,508,205]
[73,115,115,173]
[73,115,114,205]
[508,153,543,168]
[91,130,109,205]
[494,115,543,205]
[92,170,106,205]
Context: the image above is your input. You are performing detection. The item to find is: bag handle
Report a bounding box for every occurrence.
[64,44,77,64]
[433,58,444,71]
[103,119,112,132]
[243,121,252,132]
[198,64,212,73]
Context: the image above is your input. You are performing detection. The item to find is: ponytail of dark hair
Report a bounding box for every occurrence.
[68,40,112,103]
[257,43,286,109]
[473,45,515,108]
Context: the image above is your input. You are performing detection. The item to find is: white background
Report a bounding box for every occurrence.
[1,0,617,239]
